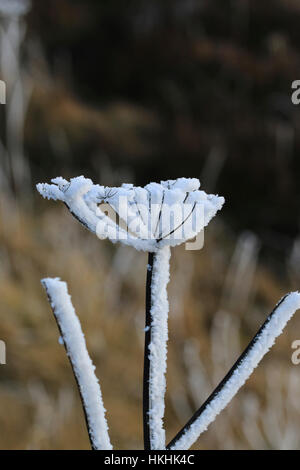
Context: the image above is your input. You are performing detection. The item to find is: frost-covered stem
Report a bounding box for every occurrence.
[167,292,300,450]
[143,246,171,450]
[143,251,154,450]
[42,278,112,450]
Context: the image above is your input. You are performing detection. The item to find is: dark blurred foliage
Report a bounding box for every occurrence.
[26,0,300,250]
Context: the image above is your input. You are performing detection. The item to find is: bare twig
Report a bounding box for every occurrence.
[143,252,154,450]
[42,277,112,450]
[143,247,171,450]
[167,292,300,450]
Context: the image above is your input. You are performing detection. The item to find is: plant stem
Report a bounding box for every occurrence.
[167,293,300,450]
[143,247,171,450]
[42,278,112,451]
[143,251,154,450]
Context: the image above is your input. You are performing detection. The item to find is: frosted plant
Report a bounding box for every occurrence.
[41,278,112,450]
[37,176,300,450]
[37,176,223,449]
[167,292,300,449]
[37,176,224,251]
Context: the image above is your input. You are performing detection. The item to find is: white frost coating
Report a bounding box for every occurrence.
[148,246,171,450]
[36,176,224,252]
[41,277,112,451]
[170,292,300,450]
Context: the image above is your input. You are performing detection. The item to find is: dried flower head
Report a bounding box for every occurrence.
[37,176,225,252]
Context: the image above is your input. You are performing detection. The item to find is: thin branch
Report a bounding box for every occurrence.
[143,252,154,450]
[154,190,165,239]
[42,277,112,450]
[143,247,171,450]
[157,202,196,243]
[167,292,300,450]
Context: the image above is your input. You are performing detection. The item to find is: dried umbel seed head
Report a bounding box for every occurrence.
[37,176,225,252]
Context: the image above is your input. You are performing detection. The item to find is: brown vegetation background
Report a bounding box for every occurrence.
[1,0,300,449]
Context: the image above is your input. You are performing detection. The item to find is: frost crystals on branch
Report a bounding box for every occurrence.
[36,176,225,251]
[38,176,300,450]
[144,245,171,450]
[167,292,300,450]
[37,176,224,450]
[41,277,112,451]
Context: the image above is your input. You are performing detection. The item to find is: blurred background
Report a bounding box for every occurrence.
[1,0,300,449]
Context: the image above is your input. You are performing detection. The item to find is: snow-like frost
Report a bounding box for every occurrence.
[37,176,226,450]
[169,292,300,450]
[148,246,171,450]
[41,277,112,451]
[36,176,224,252]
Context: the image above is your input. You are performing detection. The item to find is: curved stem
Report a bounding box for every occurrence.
[143,247,171,450]
[167,292,300,450]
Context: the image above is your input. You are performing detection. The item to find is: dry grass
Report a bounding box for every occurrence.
[0,197,300,449]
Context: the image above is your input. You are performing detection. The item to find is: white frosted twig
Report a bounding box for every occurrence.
[144,246,171,450]
[168,292,300,450]
[41,277,112,450]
